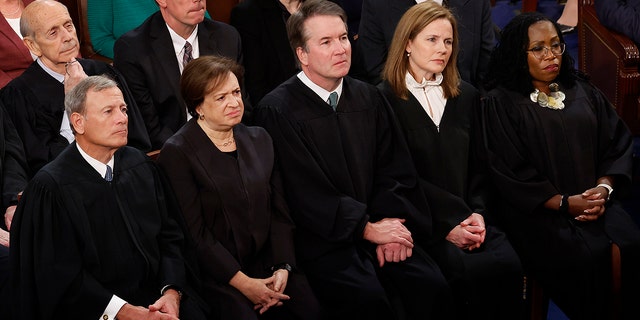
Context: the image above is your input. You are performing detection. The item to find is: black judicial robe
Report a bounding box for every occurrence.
[255,76,433,262]
[0,59,151,177]
[0,101,28,319]
[256,76,454,320]
[379,80,523,319]
[10,144,191,320]
[0,102,27,211]
[379,81,486,240]
[481,79,640,319]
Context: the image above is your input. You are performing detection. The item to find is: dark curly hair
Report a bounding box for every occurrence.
[483,12,582,95]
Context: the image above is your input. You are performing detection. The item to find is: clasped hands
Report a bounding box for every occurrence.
[229,269,291,315]
[1,205,17,247]
[116,289,181,320]
[363,218,414,267]
[566,186,609,222]
[446,213,486,251]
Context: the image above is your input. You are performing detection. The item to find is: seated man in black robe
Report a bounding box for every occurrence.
[10,75,207,320]
[255,1,451,319]
[0,0,150,177]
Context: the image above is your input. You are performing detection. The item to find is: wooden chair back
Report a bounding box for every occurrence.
[578,0,640,135]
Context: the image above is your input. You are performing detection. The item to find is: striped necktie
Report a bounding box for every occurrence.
[183,41,193,68]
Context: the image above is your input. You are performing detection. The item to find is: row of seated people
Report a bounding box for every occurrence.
[1,0,639,319]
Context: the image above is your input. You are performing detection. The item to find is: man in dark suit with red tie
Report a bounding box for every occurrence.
[114,0,244,149]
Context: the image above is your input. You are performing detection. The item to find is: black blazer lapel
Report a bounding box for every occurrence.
[149,14,182,100]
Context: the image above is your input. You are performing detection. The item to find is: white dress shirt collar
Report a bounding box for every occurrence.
[405,72,447,129]
[166,24,199,73]
[37,58,65,83]
[76,143,115,180]
[297,71,344,108]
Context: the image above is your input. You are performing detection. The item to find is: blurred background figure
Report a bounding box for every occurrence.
[230,0,301,105]
[0,0,34,88]
[87,0,212,59]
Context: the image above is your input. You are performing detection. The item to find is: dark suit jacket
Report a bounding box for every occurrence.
[114,12,243,149]
[596,0,640,46]
[230,0,298,105]
[357,0,495,86]
[157,121,296,285]
[0,0,34,88]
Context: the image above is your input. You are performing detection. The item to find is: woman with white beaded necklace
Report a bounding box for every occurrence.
[378,2,523,320]
[481,11,640,320]
[0,0,34,88]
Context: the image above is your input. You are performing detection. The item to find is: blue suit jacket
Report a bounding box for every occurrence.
[595,0,640,46]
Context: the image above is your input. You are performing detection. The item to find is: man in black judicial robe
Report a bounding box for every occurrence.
[0,0,150,177]
[10,76,207,320]
[255,1,451,319]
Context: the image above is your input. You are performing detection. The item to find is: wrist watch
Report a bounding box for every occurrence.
[271,263,293,273]
[596,183,613,201]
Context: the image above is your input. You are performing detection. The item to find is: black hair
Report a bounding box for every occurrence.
[483,12,582,95]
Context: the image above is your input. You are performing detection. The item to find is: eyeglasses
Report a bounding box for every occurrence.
[527,43,566,59]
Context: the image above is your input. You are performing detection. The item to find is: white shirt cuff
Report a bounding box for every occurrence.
[100,295,127,320]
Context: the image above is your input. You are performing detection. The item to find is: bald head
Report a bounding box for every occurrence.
[21,0,65,38]
[20,0,80,73]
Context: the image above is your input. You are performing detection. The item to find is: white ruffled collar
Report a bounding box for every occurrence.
[405,72,443,89]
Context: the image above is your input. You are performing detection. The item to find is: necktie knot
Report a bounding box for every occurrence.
[105,165,113,182]
[328,92,338,110]
[183,41,193,68]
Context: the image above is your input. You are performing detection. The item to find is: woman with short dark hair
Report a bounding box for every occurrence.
[158,55,319,320]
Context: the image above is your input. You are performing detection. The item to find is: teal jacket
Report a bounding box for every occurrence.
[87,0,211,59]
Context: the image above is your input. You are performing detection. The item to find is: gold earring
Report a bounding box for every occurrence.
[199,114,204,120]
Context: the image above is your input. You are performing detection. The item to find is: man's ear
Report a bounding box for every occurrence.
[155,0,167,9]
[23,37,42,57]
[70,112,84,135]
[296,47,308,68]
